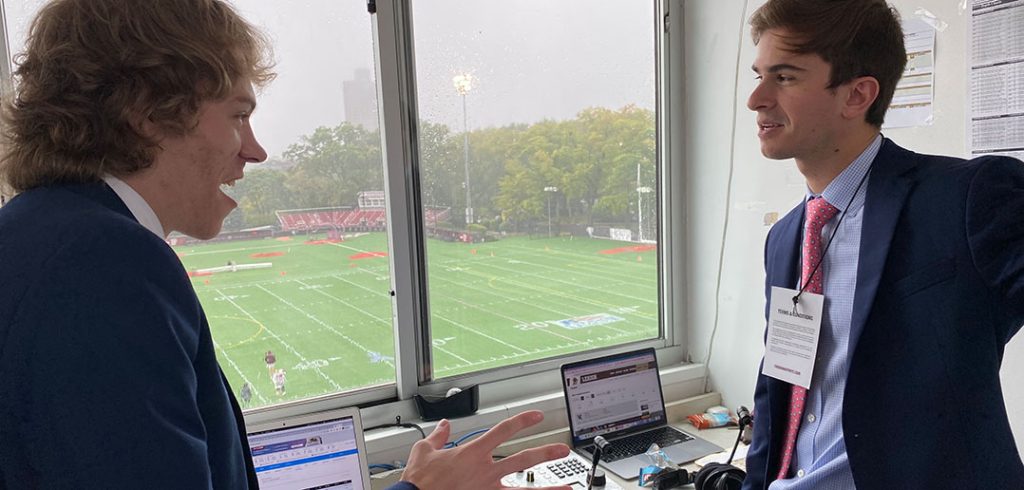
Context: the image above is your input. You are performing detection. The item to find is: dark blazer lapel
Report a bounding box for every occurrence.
[849,139,918,357]
[763,202,803,473]
[766,203,803,292]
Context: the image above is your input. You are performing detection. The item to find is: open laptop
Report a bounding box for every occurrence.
[561,348,722,480]
[245,407,371,490]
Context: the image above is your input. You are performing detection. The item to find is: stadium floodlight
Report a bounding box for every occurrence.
[544,186,558,237]
[637,162,653,243]
[453,73,474,227]
[634,184,651,243]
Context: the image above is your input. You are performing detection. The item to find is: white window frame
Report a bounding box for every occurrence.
[367,0,693,406]
[0,0,700,428]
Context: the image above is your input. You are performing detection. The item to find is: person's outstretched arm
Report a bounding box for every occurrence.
[397,410,572,490]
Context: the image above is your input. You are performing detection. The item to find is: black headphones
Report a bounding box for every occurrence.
[690,406,751,490]
[691,460,746,490]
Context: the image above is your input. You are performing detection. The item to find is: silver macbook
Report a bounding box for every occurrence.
[561,348,722,480]
[246,407,371,490]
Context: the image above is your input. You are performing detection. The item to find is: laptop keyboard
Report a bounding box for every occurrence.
[591,427,694,462]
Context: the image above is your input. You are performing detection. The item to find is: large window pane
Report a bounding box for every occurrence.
[2,0,47,67]
[173,1,395,409]
[412,1,660,379]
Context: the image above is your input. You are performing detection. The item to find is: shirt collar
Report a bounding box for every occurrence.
[102,175,166,238]
[806,133,882,214]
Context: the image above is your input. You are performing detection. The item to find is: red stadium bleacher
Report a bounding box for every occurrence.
[275,202,449,233]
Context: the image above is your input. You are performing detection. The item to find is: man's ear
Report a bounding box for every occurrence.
[131,111,162,141]
[842,76,880,121]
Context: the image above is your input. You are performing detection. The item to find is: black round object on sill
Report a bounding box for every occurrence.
[413,384,479,421]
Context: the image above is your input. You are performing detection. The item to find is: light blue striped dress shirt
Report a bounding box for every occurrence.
[770,134,882,490]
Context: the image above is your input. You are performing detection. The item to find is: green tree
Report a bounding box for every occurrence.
[235,168,293,227]
[283,123,383,209]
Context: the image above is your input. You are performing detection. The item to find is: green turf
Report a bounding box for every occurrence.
[177,233,659,409]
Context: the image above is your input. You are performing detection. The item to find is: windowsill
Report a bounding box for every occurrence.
[366,390,724,487]
[362,362,709,465]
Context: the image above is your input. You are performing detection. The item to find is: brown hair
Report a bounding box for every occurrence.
[750,0,906,127]
[0,0,275,193]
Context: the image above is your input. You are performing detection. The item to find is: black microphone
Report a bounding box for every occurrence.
[587,436,609,490]
[736,406,752,428]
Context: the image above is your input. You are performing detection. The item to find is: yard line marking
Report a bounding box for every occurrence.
[257,283,394,368]
[491,244,658,300]
[432,313,530,354]
[434,344,473,365]
[435,268,632,334]
[352,267,390,281]
[471,263,655,325]
[328,241,383,254]
[480,258,657,307]
[329,273,392,298]
[178,243,287,256]
[218,288,342,390]
[432,331,645,374]
[451,295,585,345]
[211,338,268,405]
[294,279,391,335]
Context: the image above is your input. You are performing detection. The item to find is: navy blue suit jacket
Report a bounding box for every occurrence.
[0,183,257,489]
[742,140,1024,489]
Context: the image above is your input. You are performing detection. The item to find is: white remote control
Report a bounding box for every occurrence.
[500,451,624,489]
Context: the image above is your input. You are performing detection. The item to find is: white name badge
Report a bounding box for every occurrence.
[762,286,823,389]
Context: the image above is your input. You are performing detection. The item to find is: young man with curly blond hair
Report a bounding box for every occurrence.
[0,1,568,488]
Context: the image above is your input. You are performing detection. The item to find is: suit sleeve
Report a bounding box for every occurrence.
[966,156,1024,340]
[7,231,214,489]
[387,483,419,490]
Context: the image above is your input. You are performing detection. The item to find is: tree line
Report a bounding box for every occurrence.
[224,105,656,234]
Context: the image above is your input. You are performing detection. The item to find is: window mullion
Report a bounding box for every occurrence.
[664,0,686,351]
[371,0,431,400]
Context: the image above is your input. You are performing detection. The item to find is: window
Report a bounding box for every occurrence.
[1,0,679,411]
[409,0,662,381]
[174,0,397,409]
[1,0,47,68]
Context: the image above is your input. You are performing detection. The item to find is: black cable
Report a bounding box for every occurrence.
[727,408,752,465]
[364,415,427,440]
[792,162,873,306]
[726,427,743,465]
[586,446,602,490]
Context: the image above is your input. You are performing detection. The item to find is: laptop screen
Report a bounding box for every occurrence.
[246,408,370,490]
[562,348,667,446]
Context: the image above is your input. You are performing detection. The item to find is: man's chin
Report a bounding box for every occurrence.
[181,219,226,241]
[759,144,793,161]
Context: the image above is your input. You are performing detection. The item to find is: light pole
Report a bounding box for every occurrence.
[637,163,652,243]
[544,186,558,237]
[453,73,474,226]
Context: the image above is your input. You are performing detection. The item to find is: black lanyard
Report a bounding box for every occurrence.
[792,164,873,306]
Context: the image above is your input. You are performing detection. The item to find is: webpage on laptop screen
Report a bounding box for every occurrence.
[249,417,365,490]
[565,352,665,442]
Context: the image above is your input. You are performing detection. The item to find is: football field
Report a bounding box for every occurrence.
[176,233,659,408]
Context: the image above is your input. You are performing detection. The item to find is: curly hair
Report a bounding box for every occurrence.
[0,0,275,193]
[750,0,907,127]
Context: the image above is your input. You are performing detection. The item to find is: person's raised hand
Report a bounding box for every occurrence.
[400,410,571,490]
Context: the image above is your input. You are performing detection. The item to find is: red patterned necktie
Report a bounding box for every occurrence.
[775,197,839,481]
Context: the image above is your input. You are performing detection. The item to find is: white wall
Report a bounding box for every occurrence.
[682,0,1023,451]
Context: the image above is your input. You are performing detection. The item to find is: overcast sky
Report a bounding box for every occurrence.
[4,0,655,159]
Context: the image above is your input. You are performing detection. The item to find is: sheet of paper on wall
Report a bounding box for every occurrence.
[968,0,1024,162]
[883,17,936,129]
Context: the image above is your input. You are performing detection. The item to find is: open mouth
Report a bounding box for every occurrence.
[220,177,242,192]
